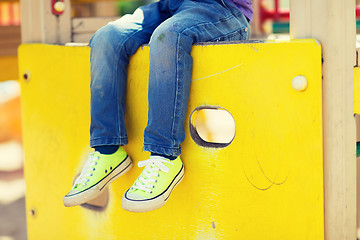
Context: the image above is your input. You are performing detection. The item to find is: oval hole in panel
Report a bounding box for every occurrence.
[189,106,236,148]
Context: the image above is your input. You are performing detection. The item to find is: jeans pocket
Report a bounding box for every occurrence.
[210,27,249,43]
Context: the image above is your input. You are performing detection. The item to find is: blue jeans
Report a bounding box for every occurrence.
[89,0,250,157]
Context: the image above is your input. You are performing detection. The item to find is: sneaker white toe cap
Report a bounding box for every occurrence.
[125,191,147,201]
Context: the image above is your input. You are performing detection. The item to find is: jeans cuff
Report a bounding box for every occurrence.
[144,143,181,157]
[90,137,128,148]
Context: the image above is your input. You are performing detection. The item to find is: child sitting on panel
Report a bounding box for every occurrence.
[63,0,252,212]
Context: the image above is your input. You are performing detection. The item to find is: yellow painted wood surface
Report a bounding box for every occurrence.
[19,40,324,240]
[0,56,18,81]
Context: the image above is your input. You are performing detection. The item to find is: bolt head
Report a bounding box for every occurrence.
[23,70,31,82]
[292,75,308,91]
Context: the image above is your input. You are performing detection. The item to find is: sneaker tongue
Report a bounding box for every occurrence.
[91,151,102,160]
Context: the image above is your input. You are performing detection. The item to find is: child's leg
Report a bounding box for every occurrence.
[89,1,171,149]
[64,1,171,207]
[144,0,250,157]
[122,0,250,212]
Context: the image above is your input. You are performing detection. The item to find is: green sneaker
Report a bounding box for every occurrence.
[121,156,184,212]
[63,147,132,207]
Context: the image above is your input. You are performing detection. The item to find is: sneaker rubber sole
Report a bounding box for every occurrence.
[63,156,132,207]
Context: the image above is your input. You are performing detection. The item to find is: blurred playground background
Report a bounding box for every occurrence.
[0,0,358,239]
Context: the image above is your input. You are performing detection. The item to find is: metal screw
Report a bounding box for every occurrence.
[23,70,31,82]
[29,207,37,218]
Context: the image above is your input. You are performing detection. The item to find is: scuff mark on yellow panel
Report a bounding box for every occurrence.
[19,39,323,240]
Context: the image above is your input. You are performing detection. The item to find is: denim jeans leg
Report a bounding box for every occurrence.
[144,0,250,156]
[89,2,170,148]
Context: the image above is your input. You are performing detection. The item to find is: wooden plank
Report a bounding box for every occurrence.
[0,26,20,56]
[93,2,117,17]
[0,48,17,56]
[249,0,262,38]
[0,25,21,35]
[0,40,21,47]
[20,0,71,44]
[72,32,93,43]
[72,16,118,42]
[72,17,118,34]
[290,1,357,239]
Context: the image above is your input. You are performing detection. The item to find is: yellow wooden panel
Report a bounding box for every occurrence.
[19,40,323,240]
[0,55,18,81]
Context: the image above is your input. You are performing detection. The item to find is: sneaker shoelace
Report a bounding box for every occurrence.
[73,152,100,188]
[132,157,174,194]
